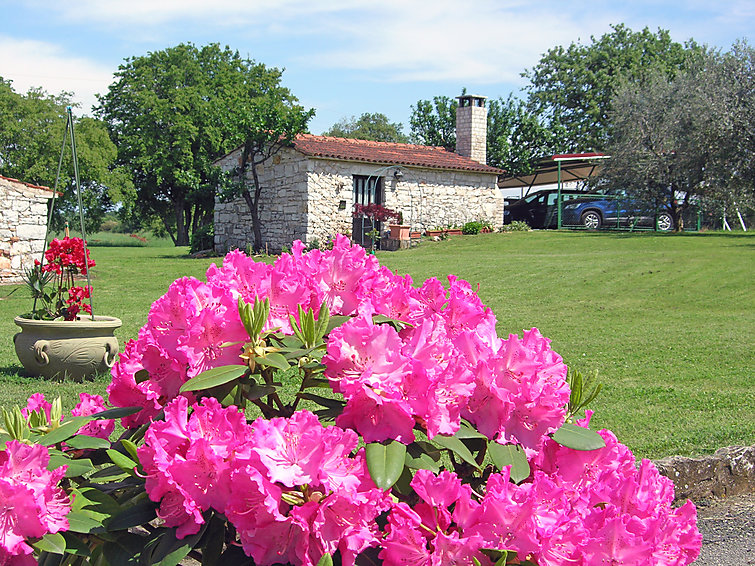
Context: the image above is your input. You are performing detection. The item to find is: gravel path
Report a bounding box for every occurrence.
[694,494,755,565]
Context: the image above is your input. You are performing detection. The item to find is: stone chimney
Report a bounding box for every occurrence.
[455,94,487,164]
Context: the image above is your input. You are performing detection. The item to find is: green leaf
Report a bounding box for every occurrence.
[324,315,351,336]
[242,383,277,401]
[33,532,67,555]
[405,441,442,472]
[65,434,111,450]
[65,509,104,534]
[121,438,140,462]
[551,422,606,451]
[107,449,138,474]
[433,434,481,470]
[38,416,92,446]
[201,513,226,566]
[107,500,158,531]
[487,442,531,483]
[372,314,413,329]
[87,464,130,483]
[89,406,143,420]
[454,423,488,440]
[152,524,207,566]
[60,532,91,557]
[365,440,407,489]
[317,553,334,566]
[255,352,290,371]
[103,533,146,566]
[134,369,150,384]
[47,454,94,477]
[179,364,247,393]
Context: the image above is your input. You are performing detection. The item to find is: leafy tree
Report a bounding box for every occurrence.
[600,47,755,231]
[219,60,314,252]
[323,112,407,143]
[409,96,457,150]
[409,93,563,175]
[524,24,700,151]
[0,79,129,233]
[705,41,755,213]
[487,95,565,176]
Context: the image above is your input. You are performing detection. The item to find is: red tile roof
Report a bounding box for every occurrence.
[292,134,504,175]
[0,174,55,194]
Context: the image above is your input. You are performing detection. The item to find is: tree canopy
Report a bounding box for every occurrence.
[601,43,755,230]
[0,78,129,233]
[323,113,407,143]
[408,94,563,175]
[524,24,700,152]
[218,58,314,251]
[409,96,457,150]
[97,43,313,247]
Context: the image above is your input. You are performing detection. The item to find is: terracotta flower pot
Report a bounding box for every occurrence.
[388,224,411,240]
[14,315,122,381]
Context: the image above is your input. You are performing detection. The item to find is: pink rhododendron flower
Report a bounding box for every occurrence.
[71,393,114,440]
[21,393,52,423]
[106,239,701,565]
[0,441,71,564]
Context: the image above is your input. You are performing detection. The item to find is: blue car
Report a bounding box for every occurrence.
[560,189,674,230]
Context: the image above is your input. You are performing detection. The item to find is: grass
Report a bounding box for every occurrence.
[1,230,752,460]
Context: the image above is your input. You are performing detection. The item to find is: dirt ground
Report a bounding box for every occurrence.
[694,493,755,565]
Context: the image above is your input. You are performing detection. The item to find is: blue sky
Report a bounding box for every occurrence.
[1,0,753,135]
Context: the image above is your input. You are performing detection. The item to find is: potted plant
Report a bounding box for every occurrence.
[388,211,410,241]
[353,203,400,253]
[13,236,121,381]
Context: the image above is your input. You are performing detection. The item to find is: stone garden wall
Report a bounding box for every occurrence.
[0,176,53,284]
[214,150,503,253]
[214,147,309,253]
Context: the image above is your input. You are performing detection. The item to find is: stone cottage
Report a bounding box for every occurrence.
[0,175,54,284]
[214,94,504,252]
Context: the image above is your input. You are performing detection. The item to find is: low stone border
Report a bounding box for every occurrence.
[654,445,755,502]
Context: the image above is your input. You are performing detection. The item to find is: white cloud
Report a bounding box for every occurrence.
[303,0,616,84]
[0,36,114,113]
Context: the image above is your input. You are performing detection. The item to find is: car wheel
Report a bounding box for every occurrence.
[581,210,602,230]
[657,213,674,231]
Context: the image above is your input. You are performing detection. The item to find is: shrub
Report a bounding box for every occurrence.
[189,223,214,253]
[501,220,531,232]
[462,221,483,235]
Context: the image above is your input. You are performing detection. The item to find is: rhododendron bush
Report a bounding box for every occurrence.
[0,235,701,565]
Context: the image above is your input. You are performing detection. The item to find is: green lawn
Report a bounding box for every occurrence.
[1,231,752,460]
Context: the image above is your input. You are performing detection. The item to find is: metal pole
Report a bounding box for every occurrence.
[557,160,562,229]
[67,107,95,319]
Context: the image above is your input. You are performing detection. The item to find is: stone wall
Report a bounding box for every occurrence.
[214,150,503,252]
[0,177,53,284]
[214,147,309,253]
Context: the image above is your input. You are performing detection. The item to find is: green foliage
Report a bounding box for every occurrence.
[487,95,565,175]
[189,223,214,253]
[524,24,701,151]
[0,79,131,232]
[97,43,303,247]
[462,221,483,235]
[409,96,457,150]
[602,44,755,230]
[409,92,559,174]
[500,220,530,232]
[323,112,408,143]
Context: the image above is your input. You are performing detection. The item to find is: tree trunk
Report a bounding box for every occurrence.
[174,196,190,246]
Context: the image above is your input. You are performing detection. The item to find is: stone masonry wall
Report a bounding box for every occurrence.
[214,151,503,252]
[305,160,503,244]
[214,147,309,253]
[0,177,53,284]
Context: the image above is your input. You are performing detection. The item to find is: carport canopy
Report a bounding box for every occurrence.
[498,153,610,193]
